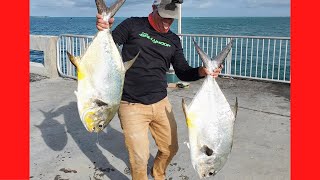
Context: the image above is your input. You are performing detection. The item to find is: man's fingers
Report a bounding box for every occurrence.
[109,17,115,24]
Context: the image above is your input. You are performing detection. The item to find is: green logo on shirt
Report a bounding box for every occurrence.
[139,32,171,47]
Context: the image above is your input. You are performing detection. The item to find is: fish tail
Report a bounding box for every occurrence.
[193,38,234,70]
[212,38,234,66]
[95,0,126,17]
[193,38,212,70]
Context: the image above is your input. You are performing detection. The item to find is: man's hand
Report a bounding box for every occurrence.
[198,65,223,78]
[96,13,115,31]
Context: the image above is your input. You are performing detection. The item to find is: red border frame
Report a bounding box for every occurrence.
[0,0,30,179]
[291,0,318,179]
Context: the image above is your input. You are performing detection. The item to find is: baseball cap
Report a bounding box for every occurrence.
[153,0,183,19]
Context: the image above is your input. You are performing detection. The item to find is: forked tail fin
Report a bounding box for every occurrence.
[193,38,234,71]
[212,38,233,66]
[193,38,212,71]
[95,0,126,18]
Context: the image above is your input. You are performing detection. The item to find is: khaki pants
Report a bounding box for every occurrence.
[118,97,179,180]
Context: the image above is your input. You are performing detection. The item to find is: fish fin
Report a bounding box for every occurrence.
[193,38,212,70]
[74,91,78,97]
[95,0,125,18]
[181,98,188,124]
[212,38,234,66]
[233,97,238,119]
[193,38,234,71]
[116,43,123,54]
[182,99,197,128]
[67,51,80,68]
[95,0,108,14]
[124,51,140,71]
[108,0,126,18]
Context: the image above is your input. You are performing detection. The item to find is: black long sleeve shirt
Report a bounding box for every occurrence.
[112,17,202,105]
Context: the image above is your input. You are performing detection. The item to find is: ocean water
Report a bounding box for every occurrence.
[30,16,290,37]
[30,16,290,71]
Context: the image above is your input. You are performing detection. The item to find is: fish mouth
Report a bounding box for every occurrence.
[81,107,108,133]
[196,166,217,178]
[202,171,216,178]
[195,152,219,178]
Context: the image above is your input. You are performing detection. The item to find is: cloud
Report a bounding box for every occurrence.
[31,0,290,8]
[31,0,77,8]
[31,0,154,8]
[241,0,290,8]
[183,0,215,8]
[30,0,290,17]
[183,0,289,8]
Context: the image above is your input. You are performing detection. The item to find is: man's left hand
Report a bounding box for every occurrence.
[198,65,223,78]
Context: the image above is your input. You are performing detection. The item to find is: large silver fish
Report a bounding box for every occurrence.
[182,39,238,178]
[67,0,139,133]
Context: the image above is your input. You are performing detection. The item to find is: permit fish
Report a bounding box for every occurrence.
[182,39,238,178]
[67,0,139,133]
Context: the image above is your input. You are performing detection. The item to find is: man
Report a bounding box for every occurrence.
[96,0,222,179]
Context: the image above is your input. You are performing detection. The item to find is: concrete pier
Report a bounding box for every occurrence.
[30,76,290,180]
[30,35,59,78]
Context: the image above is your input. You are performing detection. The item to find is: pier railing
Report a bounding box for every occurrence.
[56,34,290,83]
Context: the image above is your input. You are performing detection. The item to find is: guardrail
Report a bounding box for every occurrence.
[181,34,290,83]
[56,34,290,83]
[56,34,93,79]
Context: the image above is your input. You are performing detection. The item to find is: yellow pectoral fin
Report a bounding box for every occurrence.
[186,112,196,128]
[67,51,84,80]
[67,51,80,68]
[77,69,85,80]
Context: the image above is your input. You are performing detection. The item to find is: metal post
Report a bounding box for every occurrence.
[178,4,182,34]
[226,38,233,75]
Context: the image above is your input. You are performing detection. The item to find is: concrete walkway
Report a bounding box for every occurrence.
[30,75,290,180]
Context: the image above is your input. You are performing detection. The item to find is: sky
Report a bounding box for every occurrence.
[30,0,290,17]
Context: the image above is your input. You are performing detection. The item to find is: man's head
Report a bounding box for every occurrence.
[152,0,183,19]
[150,0,183,33]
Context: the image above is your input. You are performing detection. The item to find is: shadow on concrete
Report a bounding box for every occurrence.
[96,126,155,175]
[37,101,129,179]
[36,109,67,151]
[267,83,290,101]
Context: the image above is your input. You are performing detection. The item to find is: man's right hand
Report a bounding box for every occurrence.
[96,14,115,31]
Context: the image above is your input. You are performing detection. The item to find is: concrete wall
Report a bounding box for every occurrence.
[30,35,59,78]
